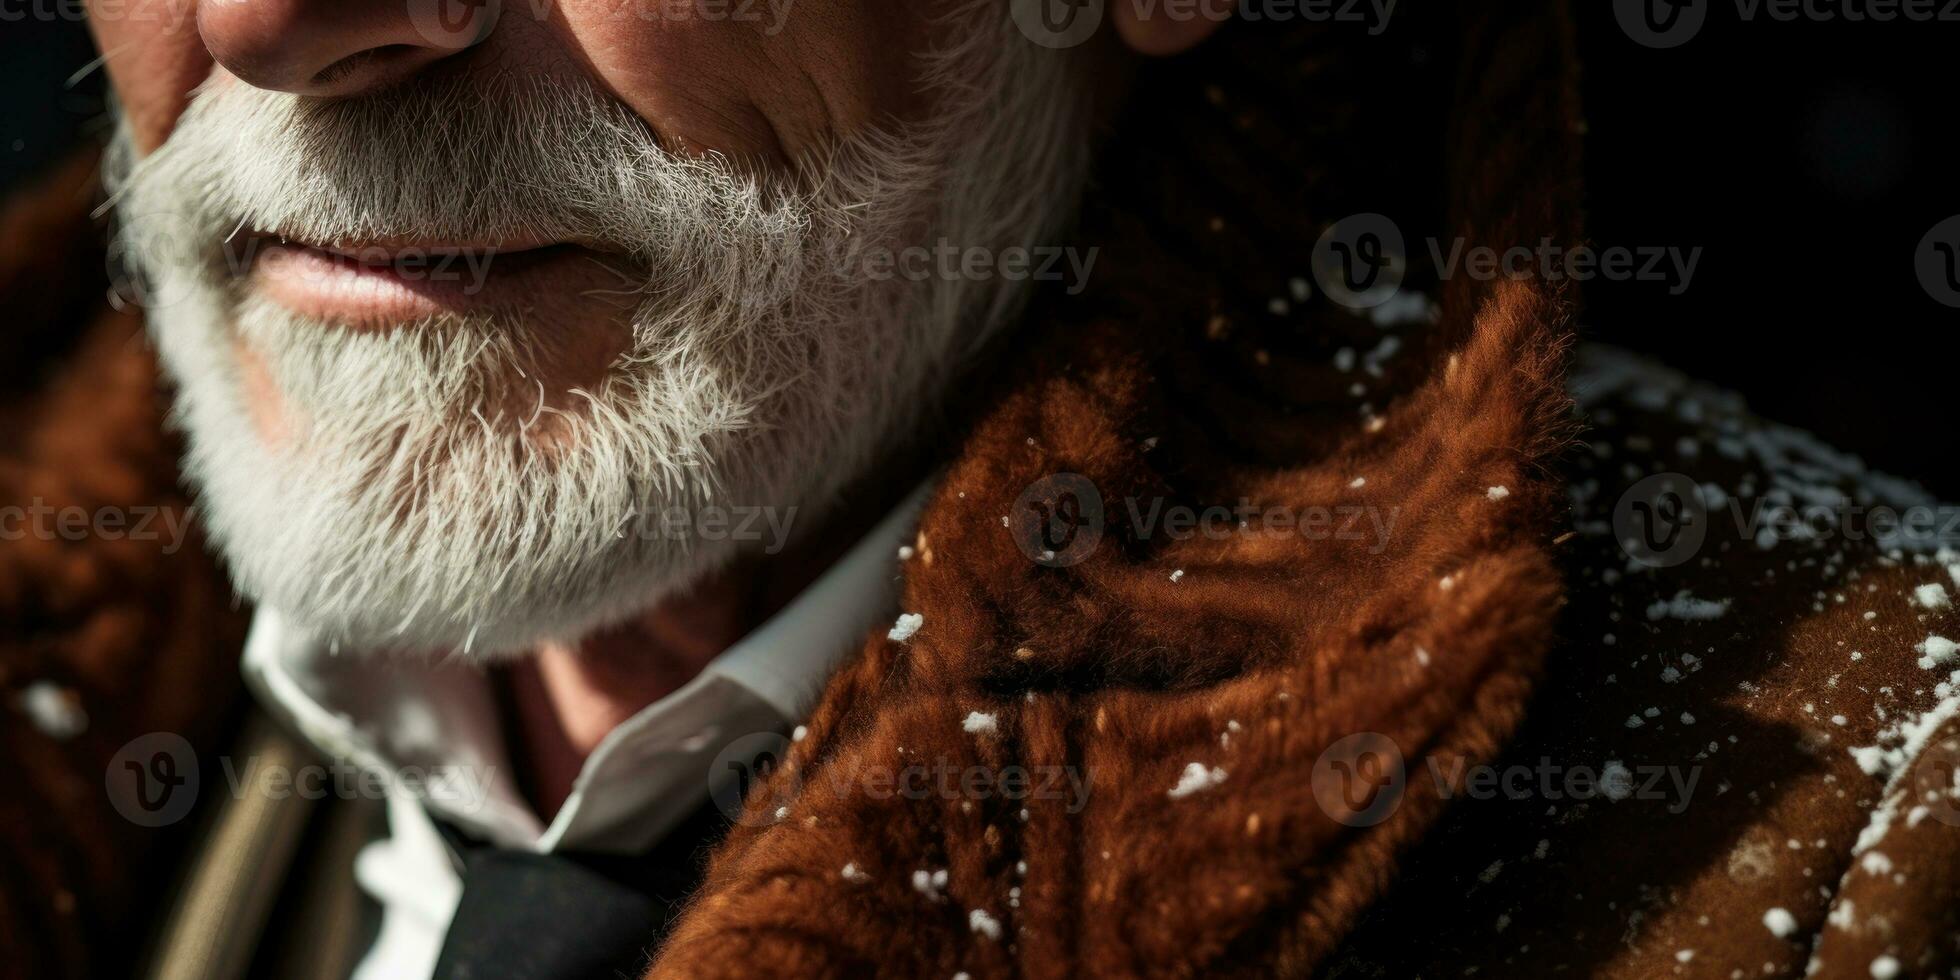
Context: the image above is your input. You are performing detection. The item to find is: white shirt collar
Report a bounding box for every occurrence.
[243,482,930,853]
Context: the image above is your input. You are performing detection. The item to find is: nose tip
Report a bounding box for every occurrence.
[198,0,497,97]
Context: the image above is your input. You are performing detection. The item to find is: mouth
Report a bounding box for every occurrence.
[245,232,631,327]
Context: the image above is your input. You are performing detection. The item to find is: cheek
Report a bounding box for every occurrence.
[87,0,212,153]
[547,0,935,161]
[84,0,940,161]
[233,335,295,450]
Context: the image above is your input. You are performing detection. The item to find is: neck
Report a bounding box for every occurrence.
[496,471,923,819]
[500,570,753,816]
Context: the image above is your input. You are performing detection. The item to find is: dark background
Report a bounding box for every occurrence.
[3,7,1954,492]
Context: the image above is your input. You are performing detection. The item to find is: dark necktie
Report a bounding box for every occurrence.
[431,803,727,980]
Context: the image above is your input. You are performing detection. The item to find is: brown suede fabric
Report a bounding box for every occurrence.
[0,156,251,980]
[3,4,1957,979]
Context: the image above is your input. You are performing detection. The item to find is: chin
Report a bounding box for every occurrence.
[147,297,706,658]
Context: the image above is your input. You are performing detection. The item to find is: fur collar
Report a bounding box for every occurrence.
[650,6,1585,976]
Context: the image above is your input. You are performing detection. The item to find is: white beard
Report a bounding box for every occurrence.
[108,6,1094,659]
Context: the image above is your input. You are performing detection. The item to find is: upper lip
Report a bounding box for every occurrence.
[254,230,581,262]
[311,240,553,261]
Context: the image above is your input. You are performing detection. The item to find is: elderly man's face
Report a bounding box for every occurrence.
[91,0,1118,658]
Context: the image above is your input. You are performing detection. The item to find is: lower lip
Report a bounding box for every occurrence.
[250,240,610,326]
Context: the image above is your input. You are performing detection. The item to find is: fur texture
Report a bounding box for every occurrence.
[6,3,1960,979]
[645,6,1585,977]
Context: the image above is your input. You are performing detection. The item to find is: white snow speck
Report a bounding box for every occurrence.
[1916,634,1957,670]
[1167,762,1228,799]
[1860,851,1893,875]
[16,682,86,740]
[912,868,949,901]
[1675,949,1694,963]
[962,711,999,735]
[1349,476,1367,489]
[1486,485,1511,501]
[898,545,916,561]
[1870,955,1900,979]
[888,613,924,643]
[1169,568,1185,583]
[1599,761,1634,801]
[841,863,872,884]
[792,725,808,742]
[1646,590,1730,621]
[1913,583,1951,609]
[1850,744,1888,775]
[1369,292,1437,327]
[968,908,1003,941]
[1763,907,1797,938]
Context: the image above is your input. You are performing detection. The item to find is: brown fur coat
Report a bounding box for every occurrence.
[4,4,1958,979]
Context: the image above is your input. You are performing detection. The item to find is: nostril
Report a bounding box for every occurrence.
[198,0,490,98]
[311,45,425,92]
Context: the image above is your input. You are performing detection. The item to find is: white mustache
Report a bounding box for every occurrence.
[109,73,851,315]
